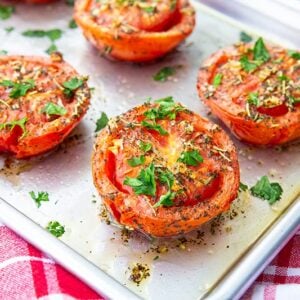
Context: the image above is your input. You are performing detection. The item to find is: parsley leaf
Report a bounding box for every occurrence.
[178,150,203,166]
[124,163,156,196]
[127,155,146,167]
[63,77,83,98]
[153,169,176,208]
[95,112,109,132]
[153,66,176,82]
[68,19,78,29]
[253,37,270,62]
[0,117,27,137]
[142,6,156,14]
[144,96,184,121]
[141,120,168,135]
[5,26,14,33]
[23,29,63,42]
[239,182,248,192]
[288,50,300,60]
[250,175,283,204]
[29,191,49,208]
[213,73,222,88]
[46,221,65,237]
[0,5,14,20]
[139,141,152,152]
[0,50,7,55]
[46,44,57,55]
[240,31,252,43]
[247,92,260,106]
[239,55,259,72]
[42,102,67,116]
[0,79,35,99]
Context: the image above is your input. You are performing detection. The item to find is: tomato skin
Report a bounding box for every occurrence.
[92,103,240,237]
[0,55,90,158]
[197,45,300,146]
[74,0,195,62]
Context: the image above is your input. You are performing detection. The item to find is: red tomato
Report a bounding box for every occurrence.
[0,54,90,158]
[197,41,300,145]
[74,0,195,62]
[92,99,240,237]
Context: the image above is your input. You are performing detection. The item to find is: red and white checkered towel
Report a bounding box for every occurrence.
[0,224,299,299]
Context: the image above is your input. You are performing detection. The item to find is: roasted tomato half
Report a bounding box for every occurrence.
[0,53,90,158]
[74,0,195,62]
[197,37,300,146]
[92,97,239,237]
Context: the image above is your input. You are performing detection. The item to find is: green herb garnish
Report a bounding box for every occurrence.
[239,55,259,72]
[139,141,152,152]
[288,50,300,60]
[247,92,260,106]
[142,6,156,14]
[29,191,49,208]
[0,79,35,99]
[23,29,63,42]
[63,77,83,98]
[65,0,74,6]
[124,163,156,196]
[240,31,252,43]
[0,5,14,20]
[153,66,176,82]
[239,182,248,192]
[253,37,270,62]
[0,50,7,55]
[141,120,168,135]
[46,221,65,237]
[42,102,67,116]
[95,112,109,132]
[68,19,77,29]
[250,175,283,204]
[5,26,14,33]
[178,150,203,166]
[46,44,58,55]
[153,169,176,208]
[212,73,222,88]
[0,117,27,137]
[127,155,146,167]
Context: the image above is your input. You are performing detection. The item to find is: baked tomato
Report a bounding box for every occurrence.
[92,97,239,237]
[74,0,195,62]
[0,53,90,159]
[197,37,300,146]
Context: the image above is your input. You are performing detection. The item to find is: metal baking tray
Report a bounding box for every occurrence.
[0,1,299,299]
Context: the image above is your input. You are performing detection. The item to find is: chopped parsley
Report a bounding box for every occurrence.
[0,79,35,99]
[42,102,67,116]
[153,169,176,208]
[212,73,222,88]
[0,5,14,20]
[127,155,146,167]
[153,66,176,82]
[0,117,27,137]
[46,221,65,238]
[139,141,152,152]
[247,92,260,106]
[5,26,14,33]
[141,120,168,135]
[239,182,248,192]
[124,163,156,196]
[95,112,109,132]
[29,191,49,208]
[239,55,259,72]
[278,74,289,82]
[240,31,252,43]
[46,44,57,55]
[288,50,300,60]
[144,96,185,121]
[253,37,270,62]
[250,175,283,205]
[22,29,63,42]
[63,77,84,98]
[240,37,270,72]
[178,150,203,166]
[0,50,7,55]
[142,6,156,14]
[68,19,77,29]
